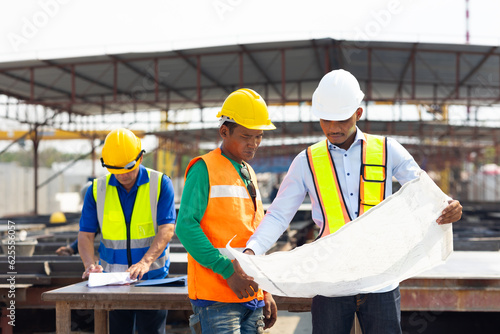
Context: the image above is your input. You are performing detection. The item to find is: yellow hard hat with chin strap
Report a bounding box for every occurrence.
[101,128,144,174]
[217,88,276,130]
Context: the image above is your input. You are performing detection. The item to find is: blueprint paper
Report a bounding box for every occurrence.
[88,272,137,287]
[227,172,453,297]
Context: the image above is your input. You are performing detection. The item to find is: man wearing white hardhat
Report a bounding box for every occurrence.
[176,88,277,333]
[78,128,176,334]
[243,69,462,333]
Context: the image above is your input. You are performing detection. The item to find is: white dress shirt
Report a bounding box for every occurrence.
[247,127,422,293]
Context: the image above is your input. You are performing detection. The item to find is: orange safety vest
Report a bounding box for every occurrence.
[184,148,265,303]
[306,134,387,238]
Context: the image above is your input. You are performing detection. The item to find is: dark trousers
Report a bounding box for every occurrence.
[109,309,167,334]
[311,287,402,334]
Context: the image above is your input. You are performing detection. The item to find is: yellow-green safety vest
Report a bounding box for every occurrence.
[92,168,167,276]
[306,134,387,238]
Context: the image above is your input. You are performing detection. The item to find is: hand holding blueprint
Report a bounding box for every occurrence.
[227,172,453,297]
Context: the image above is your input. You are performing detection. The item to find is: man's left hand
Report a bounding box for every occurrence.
[127,261,150,280]
[436,199,462,225]
[55,246,74,256]
[263,291,277,329]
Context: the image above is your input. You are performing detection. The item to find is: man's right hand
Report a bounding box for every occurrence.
[243,248,255,255]
[226,259,259,299]
[82,263,103,279]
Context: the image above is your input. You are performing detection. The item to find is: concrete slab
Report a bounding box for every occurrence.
[266,310,312,333]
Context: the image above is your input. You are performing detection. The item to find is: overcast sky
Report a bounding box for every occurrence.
[1,0,499,63]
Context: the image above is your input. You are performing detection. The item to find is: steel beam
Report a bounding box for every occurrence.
[324,46,330,74]
[196,55,202,109]
[33,125,39,214]
[445,46,498,101]
[175,50,231,95]
[0,70,79,104]
[0,75,126,115]
[367,47,372,100]
[281,49,286,102]
[311,39,324,74]
[2,41,500,75]
[456,53,461,99]
[239,52,244,88]
[108,54,197,106]
[42,59,133,107]
[113,60,118,101]
[238,44,282,98]
[331,39,344,70]
[154,58,159,101]
[394,43,418,100]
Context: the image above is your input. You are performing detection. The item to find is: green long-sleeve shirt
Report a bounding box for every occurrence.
[175,152,252,280]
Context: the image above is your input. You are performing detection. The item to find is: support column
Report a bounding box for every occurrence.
[33,125,39,215]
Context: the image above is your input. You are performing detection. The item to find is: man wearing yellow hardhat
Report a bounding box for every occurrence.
[176,88,278,333]
[243,70,463,334]
[78,128,176,334]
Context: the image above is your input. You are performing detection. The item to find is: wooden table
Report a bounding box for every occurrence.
[42,252,500,334]
[42,282,192,333]
[41,281,315,333]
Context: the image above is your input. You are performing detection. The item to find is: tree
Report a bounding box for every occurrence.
[0,147,81,167]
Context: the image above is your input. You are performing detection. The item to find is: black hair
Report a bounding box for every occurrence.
[222,121,239,134]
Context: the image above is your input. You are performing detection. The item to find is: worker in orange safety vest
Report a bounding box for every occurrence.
[176,88,278,333]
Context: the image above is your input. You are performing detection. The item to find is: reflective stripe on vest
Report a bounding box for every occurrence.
[210,185,262,201]
[93,169,167,272]
[359,133,387,215]
[307,135,387,238]
[184,148,265,303]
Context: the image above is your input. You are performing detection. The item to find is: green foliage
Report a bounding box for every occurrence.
[142,153,155,169]
[0,147,82,167]
[0,150,32,166]
[482,146,497,165]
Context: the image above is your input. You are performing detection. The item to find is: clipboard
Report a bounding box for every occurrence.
[135,275,187,287]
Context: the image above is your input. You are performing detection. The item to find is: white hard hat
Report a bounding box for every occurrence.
[311,69,365,121]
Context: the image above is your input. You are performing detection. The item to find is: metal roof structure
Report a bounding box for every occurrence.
[155,120,500,147]
[155,119,497,164]
[1,38,500,123]
[2,38,500,213]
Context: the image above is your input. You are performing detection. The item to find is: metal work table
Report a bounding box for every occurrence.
[400,251,500,312]
[42,252,500,334]
[42,281,190,333]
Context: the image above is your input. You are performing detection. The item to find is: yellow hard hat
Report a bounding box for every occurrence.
[101,128,144,174]
[216,88,276,130]
[50,211,66,224]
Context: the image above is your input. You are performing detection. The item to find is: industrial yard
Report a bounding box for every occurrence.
[2,1,500,333]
